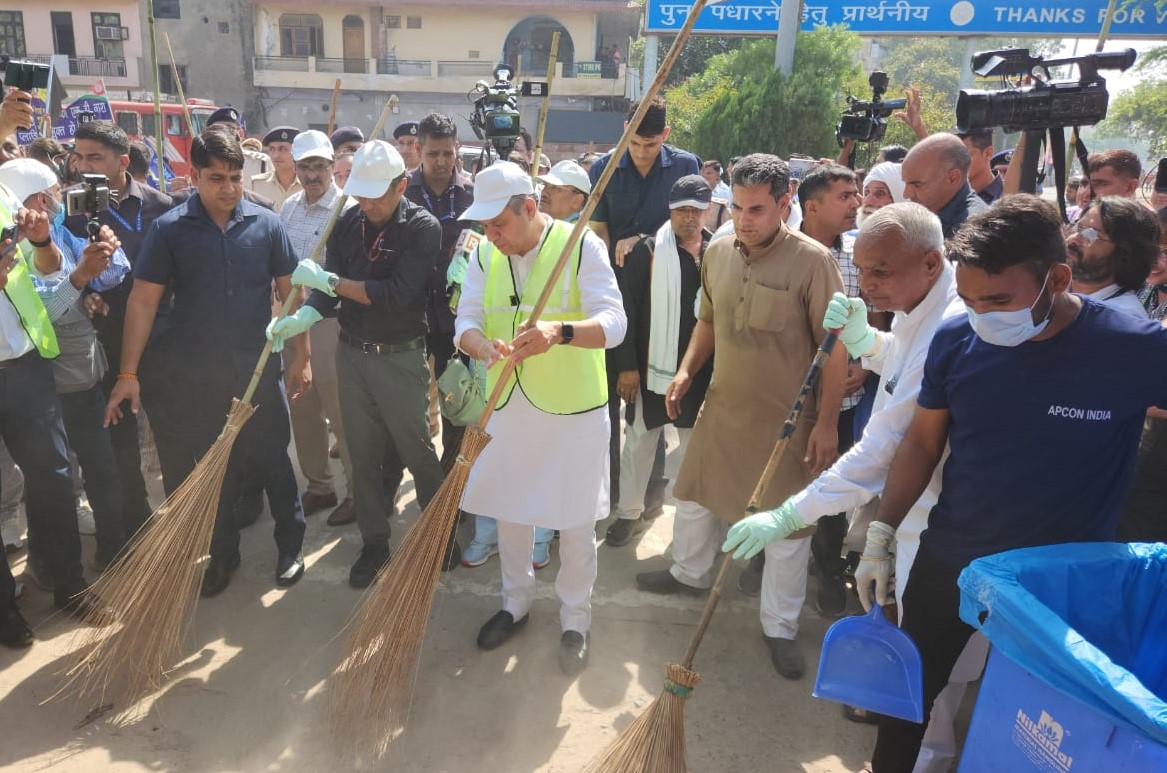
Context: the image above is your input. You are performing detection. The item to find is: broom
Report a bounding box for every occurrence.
[57,95,400,713]
[584,329,842,773]
[328,0,720,759]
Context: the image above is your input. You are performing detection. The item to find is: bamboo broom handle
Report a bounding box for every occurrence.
[681,330,841,668]
[162,33,193,137]
[328,79,342,136]
[473,0,715,431]
[239,94,399,405]
[529,31,560,182]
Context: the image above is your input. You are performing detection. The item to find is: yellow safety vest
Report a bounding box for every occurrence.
[479,220,606,415]
[0,201,58,359]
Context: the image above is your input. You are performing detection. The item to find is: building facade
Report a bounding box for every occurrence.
[251,0,638,146]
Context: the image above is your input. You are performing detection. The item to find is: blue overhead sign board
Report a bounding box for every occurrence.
[644,0,1167,37]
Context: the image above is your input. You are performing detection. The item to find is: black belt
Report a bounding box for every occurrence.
[338,330,425,355]
[0,350,39,369]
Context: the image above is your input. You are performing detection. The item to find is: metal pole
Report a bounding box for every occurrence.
[145,0,167,194]
[642,34,659,101]
[774,0,802,74]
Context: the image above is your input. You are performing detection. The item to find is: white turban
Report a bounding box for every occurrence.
[864,161,905,204]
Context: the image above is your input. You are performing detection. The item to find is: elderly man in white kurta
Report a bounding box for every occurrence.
[454,162,626,676]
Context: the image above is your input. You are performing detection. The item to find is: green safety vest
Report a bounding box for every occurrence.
[0,203,58,359]
[479,220,606,415]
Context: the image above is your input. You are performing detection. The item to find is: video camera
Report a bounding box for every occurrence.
[836,71,906,146]
[468,64,522,157]
[956,47,1136,133]
[65,174,111,243]
[0,56,52,130]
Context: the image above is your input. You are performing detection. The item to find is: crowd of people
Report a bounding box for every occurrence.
[1,69,1165,773]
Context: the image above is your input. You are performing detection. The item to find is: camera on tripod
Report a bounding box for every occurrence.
[956,47,1136,133]
[836,71,906,146]
[65,174,111,242]
[468,64,522,157]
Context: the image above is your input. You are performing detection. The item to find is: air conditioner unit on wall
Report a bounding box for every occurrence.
[96,26,120,40]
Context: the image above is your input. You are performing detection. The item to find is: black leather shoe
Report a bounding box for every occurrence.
[764,634,805,680]
[604,517,644,546]
[559,630,589,676]
[0,606,33,648]
[54,580,105,621]
[635,569,707,596]
[276,553,305,587]
[200,552,241,598]
[233,491,264,529]
[477,610,528,651]
[349,544,391,589]
[816,574,848,618]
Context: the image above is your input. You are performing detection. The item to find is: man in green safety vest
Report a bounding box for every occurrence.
[453,161,626,676]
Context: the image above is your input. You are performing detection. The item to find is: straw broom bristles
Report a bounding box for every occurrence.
[584,664,701,773]
[329,425,491,760]
[58,398,254,712]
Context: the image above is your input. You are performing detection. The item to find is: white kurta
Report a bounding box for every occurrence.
[453,222,626,530]
[791,261,965,588]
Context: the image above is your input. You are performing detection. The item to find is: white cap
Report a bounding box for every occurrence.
[536,160,591,195]
[864,161,906,204]
[343,140,406,198]
[292,130,333,162]
[0,158,59,204]
[460,161,534,222]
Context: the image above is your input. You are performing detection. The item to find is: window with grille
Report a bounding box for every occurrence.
[159,64,187,96]
[279,13,323,57]
[91,12,124,60]
[386,15,401,28]
[406,16,422,29]
[0,11,26,56]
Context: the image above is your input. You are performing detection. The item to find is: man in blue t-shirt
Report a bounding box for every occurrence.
[855,195,1167,773]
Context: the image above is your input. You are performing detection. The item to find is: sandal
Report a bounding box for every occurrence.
[842,703,884,725]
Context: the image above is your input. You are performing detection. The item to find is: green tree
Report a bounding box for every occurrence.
[670,27,864,161]
[1097,44,1167,157]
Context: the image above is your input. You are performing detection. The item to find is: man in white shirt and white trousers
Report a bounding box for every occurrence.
[723,202,986,773]
[454,162,626,675]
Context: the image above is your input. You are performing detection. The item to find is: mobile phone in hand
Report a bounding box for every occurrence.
[0,224,19,257]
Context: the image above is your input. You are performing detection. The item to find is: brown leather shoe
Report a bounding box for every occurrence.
[327,497,356,526]
[301,491,338,515]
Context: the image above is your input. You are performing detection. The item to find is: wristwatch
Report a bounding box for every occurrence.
[326,273,341,293]
[559,323,575,345]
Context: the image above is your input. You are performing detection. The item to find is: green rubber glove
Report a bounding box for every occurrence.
[721,499,808,560]
[266,306,323,353]
[291,258,338,296]
[822,292,875,359]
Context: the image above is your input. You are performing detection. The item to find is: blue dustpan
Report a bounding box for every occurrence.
[812,604,924,723]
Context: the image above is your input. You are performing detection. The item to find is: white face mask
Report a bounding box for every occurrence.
[966,270,1053,347]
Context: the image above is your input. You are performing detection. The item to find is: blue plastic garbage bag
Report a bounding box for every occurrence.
[958,542,1167,745]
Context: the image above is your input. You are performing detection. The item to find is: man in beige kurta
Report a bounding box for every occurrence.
[635,153,846,680]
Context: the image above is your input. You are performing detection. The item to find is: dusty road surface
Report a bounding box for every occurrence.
[0,430,956,772]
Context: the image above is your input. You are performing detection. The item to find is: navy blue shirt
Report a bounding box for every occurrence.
[134,193,297,381]
[917,299,1167,566]
[588,143,701,252]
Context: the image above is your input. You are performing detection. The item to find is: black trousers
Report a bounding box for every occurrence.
[0,355,82,608]
[871,541,975,772]
[170,362,305,560]
[59,384,125,554]
[100,368,152,534]
[810,407,858,579]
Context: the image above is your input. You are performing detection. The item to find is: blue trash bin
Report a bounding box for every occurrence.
[956,542,1167,772]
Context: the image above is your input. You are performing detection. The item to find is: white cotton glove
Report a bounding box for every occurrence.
[854,520,896,612]
[822,292,875,359]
